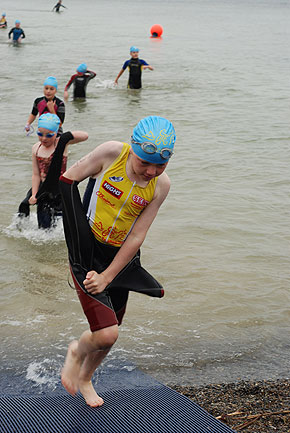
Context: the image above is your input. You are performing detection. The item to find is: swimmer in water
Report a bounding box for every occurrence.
[64,63,96,100]
[0,12,7,29]
[18,113,88,229]
[52,1,67,12]
[25,76,65,137]
[114,46,154,89]
[59,116,175,407]
[8,20,25,43]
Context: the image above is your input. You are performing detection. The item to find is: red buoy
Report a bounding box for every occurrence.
[150,24,163,38]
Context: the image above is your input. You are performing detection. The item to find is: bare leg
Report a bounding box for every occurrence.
[61,325,118,406]
[78,349,110,407]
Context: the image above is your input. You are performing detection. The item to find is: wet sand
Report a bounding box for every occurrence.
[172,379,290,432]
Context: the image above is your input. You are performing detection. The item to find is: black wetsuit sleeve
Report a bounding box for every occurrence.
[31,97,41,115]
[21,29,25,39]
[8,28,14,38]
[65,75,76,91]
[87,71,96,80]
[56,98,65,123]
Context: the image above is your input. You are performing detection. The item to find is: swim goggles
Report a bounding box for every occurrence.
[37,131,55,138]
[24,125,34,137]
[131,138,173,160]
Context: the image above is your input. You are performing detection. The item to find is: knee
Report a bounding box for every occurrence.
[93,325,118,350]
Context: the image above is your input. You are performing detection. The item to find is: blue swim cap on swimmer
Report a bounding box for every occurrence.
[77,63,87,73]
[131,116,176,164]
[130,46,139,52]
[2,13,6,17]
[43,76,58,90]
[15,19,20,24]
[38,113,60,133]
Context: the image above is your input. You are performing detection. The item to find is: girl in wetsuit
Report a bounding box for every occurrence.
[18,113,88,229]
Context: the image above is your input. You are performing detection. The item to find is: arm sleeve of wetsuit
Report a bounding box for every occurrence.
[31,98,39,116]
[8,28,13,38]
[122,60,129,70]
[59,175,96,269]
[64,75,76,91]
[140,59,148,66]
[87,71,96,79]
[21,30,25,38]
[56,100,65,123]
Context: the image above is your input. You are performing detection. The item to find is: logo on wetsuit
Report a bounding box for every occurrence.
[102,180,124,199]
[132,194,149,207]
[109,176,124,182]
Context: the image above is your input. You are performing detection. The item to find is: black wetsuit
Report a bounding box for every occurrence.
[65,71,96,99]
[31,96,65,135]
[122,58,149,89]
[59,176,163,330]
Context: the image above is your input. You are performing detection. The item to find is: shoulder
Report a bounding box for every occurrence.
[32,141,41,154]
[139,59,148,65]
[154,172,171,201]
[55,96,65,105]
[34,96,44,104]
[92,140,124,158]
[123,60,130,68]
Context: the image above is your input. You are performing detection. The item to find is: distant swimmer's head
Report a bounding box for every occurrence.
[2,13,6,17]
[15,19,20,26]
[130,46,139,58]
[38,113,60,134]
[131,116,176,165]
[77,63,87,74]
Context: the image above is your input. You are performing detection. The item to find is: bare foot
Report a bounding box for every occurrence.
[61,340,81,396]
[79,380,104,407]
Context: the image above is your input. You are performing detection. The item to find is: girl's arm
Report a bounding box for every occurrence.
[29,150,41,204]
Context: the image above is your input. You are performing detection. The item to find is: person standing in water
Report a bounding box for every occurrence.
[0,12,7,28]
[64,63,96,100]
[25,76,65,136]
[59,115,176,407]
[114,46,154,89]
[8,20,25,43]
[18,113,88,229]
[52,1,67,12]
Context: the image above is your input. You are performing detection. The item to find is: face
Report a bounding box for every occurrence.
[130,152,168,181]
[44,85,57,100]
[130,51,139,59]
[15,23,20,28]
[37,128,56,146]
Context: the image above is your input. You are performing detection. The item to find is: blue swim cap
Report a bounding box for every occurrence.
[38,113,60,133]
[15,19,20,24]
[77,63,87,73]
[43,76,58,90]
[131,116,176,164]
[130,46,139,53]
[2,13,6,17]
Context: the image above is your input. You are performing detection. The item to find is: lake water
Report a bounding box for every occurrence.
[1,0,290,392]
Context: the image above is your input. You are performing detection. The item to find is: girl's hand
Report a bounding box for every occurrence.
[83,271,109,295]
[29,196,37,205]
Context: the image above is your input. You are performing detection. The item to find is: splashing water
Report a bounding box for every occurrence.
[3,213,65,245]
[94,78,116,89]
[26,359,60,389]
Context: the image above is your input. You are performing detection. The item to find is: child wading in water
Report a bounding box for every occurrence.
[25,76,65,136]
[18,113,88,229]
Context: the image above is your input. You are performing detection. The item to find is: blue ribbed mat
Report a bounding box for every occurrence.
[0,362,235,433]
[0,384,234,433]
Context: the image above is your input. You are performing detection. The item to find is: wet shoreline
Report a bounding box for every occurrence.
[172,379,290,432]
